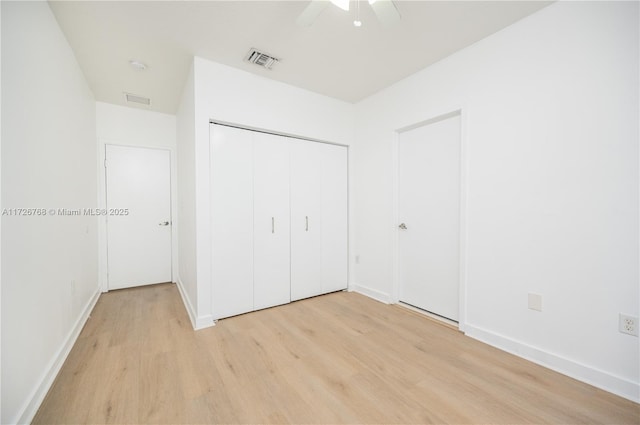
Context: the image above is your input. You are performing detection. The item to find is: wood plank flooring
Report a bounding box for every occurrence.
[34,283,639,424]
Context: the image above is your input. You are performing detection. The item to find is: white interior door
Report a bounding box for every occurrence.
[210,124,254,319]
[290,140,322,301]
[398,114,461,321]
[253,133,291,310]
[105,145,172,290]
[321,143,348,294]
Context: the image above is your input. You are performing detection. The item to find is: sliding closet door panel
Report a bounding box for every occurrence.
[253,133,291,310]
[321,144,348,293]
[290,140,322,301]
[210,124,254,319]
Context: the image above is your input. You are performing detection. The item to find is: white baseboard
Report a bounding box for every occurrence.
[350,283,392,304]
[15,288,100,425]
[350,283,638,403]
[465,324,640,403]
[175,278,215,331]
[175,278,197,328]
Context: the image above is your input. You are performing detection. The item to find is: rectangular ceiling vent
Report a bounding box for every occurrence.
[124,92,151,106]
[245,48,279,70]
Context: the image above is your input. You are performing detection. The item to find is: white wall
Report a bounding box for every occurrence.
[1,2,99,423]
[96,102,176,148]
[187,57,355,326]
[353,1,639,401]
[96,101,178,292]
[176,62,198,327]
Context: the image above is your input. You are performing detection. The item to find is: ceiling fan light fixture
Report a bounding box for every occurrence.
[369,0,401,27]
[330,0,350,11]
[353,20,362,27]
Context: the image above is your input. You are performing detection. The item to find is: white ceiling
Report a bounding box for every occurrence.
[49,1,552,114]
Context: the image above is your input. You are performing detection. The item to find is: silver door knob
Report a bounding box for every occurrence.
[159,221,170,226]
[399,223,407,230]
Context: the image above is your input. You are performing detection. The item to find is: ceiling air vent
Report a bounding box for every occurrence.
[245,48,279,70]
[124,92,151,106]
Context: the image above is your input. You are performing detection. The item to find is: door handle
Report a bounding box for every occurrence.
[305,216,309,232]
[398,223,407,230]
[159,221,170,226]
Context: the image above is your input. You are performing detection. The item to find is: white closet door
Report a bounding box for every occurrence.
[210,124,254,319]
[321,144,349,293]
[253,133,291,310]
[290,140,322,301]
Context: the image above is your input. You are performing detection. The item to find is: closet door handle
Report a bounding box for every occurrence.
[305,216,309,232]
[272,217,275,234]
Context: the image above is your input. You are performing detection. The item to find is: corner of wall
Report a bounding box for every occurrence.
[175,277,215,330]
[176,57,200,323]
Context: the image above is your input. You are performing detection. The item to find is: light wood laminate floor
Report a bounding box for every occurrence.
[34,283,639,424]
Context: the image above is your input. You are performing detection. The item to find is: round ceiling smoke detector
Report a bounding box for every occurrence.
[129,60,147,71]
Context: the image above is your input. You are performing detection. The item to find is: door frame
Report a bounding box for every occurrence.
[98,141,178,293]
[391,108,469,332]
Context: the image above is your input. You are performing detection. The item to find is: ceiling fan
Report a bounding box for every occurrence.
[296,0,401,28]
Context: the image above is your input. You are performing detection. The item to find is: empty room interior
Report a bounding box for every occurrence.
[1,0,639,423]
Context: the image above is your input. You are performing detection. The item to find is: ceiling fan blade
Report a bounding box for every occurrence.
[370,0,401,27]
[296,0,330,27]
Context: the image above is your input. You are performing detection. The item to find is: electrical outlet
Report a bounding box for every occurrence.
[619,314,638,337]
[528,293,542,312]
